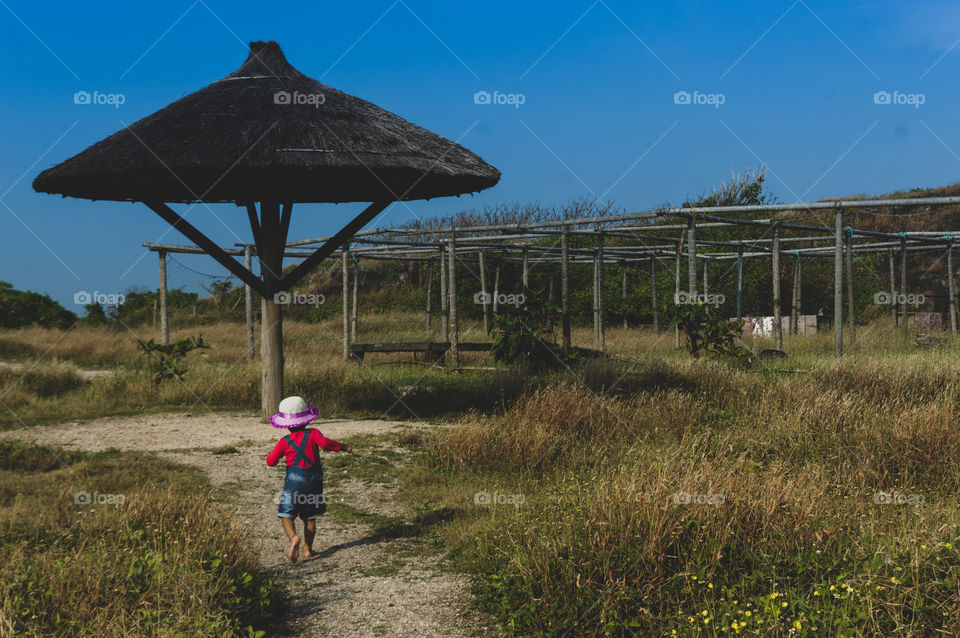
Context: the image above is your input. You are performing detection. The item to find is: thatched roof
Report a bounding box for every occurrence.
[33,41,500,203]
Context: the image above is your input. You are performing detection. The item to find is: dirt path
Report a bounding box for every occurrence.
[0,412,488,638]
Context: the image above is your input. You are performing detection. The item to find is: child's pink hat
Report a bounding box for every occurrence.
[270,396,319,428]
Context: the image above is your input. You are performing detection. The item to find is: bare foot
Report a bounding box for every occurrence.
[289,535,301,563]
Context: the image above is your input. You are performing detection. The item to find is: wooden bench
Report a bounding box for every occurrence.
[348,342,492,363]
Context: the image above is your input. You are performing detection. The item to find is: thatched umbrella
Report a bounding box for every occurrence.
[34,40,500,419]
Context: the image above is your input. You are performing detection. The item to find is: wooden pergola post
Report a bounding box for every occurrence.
[675,233,683,349]
[703,260,708,296]
[736,242,743,323]
[834,211,844,357]
[479,249,490,333]
[888,249,896,325]
[561,226,570,350]
[772,225,782,350]
[350,256,359,341]
[447,235,459,369]
[244,245,254,359]
[158,248,169,345]
[949,240,957,334]
[621,261,628,329]
[687,222,697,296]
[900,236,908,338]
[597,233,605,351]
[522,245,529,289]
[790,256,800,335]
[650,256,659,335]
[492,265,500,314]
[440,244,449,343]
[845,234,856,346]
[425,259,433,330]
[342,244,350,360]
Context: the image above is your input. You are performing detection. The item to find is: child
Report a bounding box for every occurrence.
[266,396,352,563]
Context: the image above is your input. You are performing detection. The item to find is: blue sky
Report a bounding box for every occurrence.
[3,0,960,309]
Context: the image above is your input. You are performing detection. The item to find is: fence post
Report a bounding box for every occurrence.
[522,245,529,289]
[687,221,697,296]
[888,249,896,326]
[621,261,628,329]
[350,256,359,341]
[675,234,683,349]
[598,233,605,351]
[425,259,433,330]
[736,242,743,323]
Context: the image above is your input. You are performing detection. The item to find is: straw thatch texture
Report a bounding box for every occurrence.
[34,41,499,203]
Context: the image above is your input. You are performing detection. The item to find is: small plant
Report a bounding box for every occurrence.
[137,334,210,384]
[667,302,752,361]
[490,291,579,371]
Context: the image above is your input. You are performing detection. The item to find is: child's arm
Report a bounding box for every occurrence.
[314,430,352,453]
[266,439,286,466]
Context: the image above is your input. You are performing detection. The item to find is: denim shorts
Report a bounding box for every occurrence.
[277,465,326,521]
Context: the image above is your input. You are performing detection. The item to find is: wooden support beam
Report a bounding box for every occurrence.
[675,232,683,349]
[244,245,254,359]
[834,211,844,358]
[949,241,957,334]
[736,242,743,323]
[621,261,628,329]
[440,245,449,343]
[158,249,169,344]
[900,236,908,338]
[772,225,782,350]
[259,201,286,421]
[561,226,570,350]
[479,250,490,333]
[522,246,529,289]
[845,234,856,346]
[447,236,459,369]
[687,222,697,296]
[790,256,800,335]
[350,256,359,341]
[650,256,658,335]
[145,201,265,296]
[888,249,896,325]
[342,243,350,360]
[598,233,605,351]
[278,201,390,291]
[425,259,433,331]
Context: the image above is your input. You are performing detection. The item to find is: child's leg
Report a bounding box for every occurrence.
[303,518,316,557]
[280,517,300,563]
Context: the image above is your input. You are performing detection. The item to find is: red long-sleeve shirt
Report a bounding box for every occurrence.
[266,428,343,468]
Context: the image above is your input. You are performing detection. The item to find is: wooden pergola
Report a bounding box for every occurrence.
[144,195,960,366]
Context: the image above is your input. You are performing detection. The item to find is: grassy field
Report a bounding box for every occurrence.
[0,439,284,636]
[3,314,960,635]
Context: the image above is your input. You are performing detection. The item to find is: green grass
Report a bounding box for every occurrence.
[0,439,286,637]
